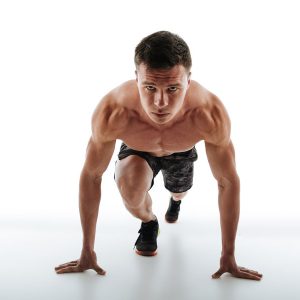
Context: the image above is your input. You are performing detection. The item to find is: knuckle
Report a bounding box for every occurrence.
[77,264,85,272]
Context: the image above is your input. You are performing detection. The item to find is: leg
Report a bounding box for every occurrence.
[170,191,188,202]
[166,191,188,223]
[114,155,156,223]
[162,148,198,222]
[115,154,160,256]
[162,160,195,194]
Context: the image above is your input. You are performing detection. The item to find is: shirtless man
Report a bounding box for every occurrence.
[55,31,263,280]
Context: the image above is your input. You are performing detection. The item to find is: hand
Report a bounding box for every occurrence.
[212,254,263,280]
[54,249,106,275]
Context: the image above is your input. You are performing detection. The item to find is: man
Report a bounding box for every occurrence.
[55,31,263,280]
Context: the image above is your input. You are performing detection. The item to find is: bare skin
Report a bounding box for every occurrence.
[55,63,263,280]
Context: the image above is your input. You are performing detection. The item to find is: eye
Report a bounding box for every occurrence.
[146,86,156,91]
[168,87,178,92]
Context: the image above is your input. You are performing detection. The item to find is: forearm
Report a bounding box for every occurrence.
[79,171,101,251]
[217,180,240,256]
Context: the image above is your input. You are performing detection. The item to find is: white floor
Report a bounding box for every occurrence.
[1,213,300,300]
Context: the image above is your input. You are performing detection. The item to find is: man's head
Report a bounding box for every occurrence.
[134,31,192,125]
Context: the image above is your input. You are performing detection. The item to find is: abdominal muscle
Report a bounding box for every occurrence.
[147,150,181,157]
[123,140,195,157]
[147,149,193,157]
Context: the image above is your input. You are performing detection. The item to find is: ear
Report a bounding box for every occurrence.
[135,70,138,82]
[187,72,191,85]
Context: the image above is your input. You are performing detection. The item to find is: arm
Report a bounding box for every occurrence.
[79,137,116,251]
[204,96,262,280]
[79,94,128,251]
[55,95,117,275]
[205,139,240,256]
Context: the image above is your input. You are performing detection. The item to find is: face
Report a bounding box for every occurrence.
[135,63,191,125]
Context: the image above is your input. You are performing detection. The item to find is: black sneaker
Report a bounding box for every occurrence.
[134,217,159,256]
[165,197,181,223]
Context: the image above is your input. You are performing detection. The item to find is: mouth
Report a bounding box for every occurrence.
[152,112,170,117]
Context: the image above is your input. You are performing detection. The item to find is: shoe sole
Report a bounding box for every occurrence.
[165,215,178,223]
[135,229,159,256]
[135,249,157,256]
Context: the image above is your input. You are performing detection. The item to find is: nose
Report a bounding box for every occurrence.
[154,91,168,108]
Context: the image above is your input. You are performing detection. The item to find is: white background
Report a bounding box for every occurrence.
[0,0,300,299]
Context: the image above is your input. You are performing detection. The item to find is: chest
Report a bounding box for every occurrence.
[118,113,205,156]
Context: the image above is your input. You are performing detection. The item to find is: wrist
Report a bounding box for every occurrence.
[82,245,94,252]
[221,247,235,257]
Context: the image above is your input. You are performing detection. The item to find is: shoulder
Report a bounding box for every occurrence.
[206,93,231,146]
[91,81,134,142]
[190,83,231,147]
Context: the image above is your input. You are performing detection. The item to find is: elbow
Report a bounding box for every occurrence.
[80,169,103,185]
[217,174,240,189]
[93,175,103,185]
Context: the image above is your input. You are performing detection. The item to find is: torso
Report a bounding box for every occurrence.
[99,80,218,157]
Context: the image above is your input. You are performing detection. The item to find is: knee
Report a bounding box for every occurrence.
[114,156,152,208]
[122,189,147,209]
[116,177,148,209]
[171,191,188,201]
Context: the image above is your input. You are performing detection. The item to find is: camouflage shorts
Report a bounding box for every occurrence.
[114,142,198,193]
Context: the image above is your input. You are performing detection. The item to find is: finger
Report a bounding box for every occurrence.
[240,267,258,273]
[55,262,77,270]
[239,267,263,277]
[55,262,78,271]
[244,271,263,278]
[233,270,262,280]
[212,269,225,279]
[243,270,263,278]
[94,265,106,275]
[55,260,78,269]
[56,265,83,274]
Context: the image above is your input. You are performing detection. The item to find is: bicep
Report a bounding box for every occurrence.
[82,96,117,180]
[205,139,239,186]
[81,90,127,181]
[82,136,116,181]
[203,95,239,185]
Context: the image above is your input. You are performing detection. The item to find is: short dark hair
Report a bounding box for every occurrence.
[134,31,192,72]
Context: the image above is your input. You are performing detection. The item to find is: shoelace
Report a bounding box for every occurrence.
[134,223,158,247]
[169,200,181,213]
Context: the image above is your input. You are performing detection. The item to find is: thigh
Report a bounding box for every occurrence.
[114,142,162,191]
[161,146,198,193]
[114,155,154,192]
[161,160,195,193]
